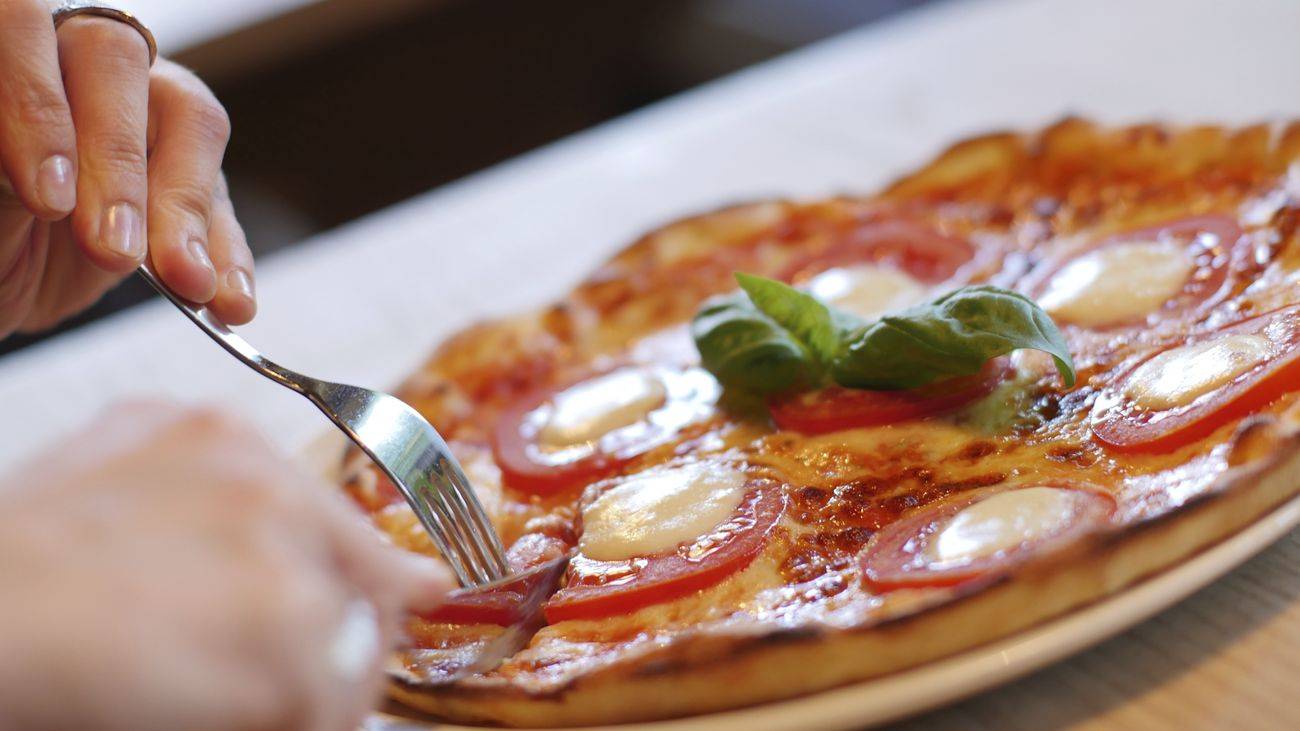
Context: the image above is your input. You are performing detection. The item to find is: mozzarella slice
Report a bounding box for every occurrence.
[579,463,748,561]
[1124,334,1273,411]
[1037,240,1194,327]
[537,369,667,449]
[927,487,1078,564]
[805,265,927,319]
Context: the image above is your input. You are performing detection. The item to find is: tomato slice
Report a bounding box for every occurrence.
[782,218,976,285]
[544,485,786,622]
[1090,305,1300,453]
[492,366,720,496]
[768,358,1010,435]
[1026,214,1241,329]
[419,534,571,626]
[859,485,1115,591]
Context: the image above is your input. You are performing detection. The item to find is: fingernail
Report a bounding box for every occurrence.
[36,155,75,214]
[225,267,254,300]
[100,203,144,260]
[186,238,216,274]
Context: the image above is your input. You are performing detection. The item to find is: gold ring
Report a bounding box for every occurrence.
[52,2,158,66]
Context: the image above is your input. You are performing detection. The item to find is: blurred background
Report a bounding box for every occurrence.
[0,0,934,356]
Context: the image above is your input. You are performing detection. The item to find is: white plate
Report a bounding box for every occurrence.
[360,486,1300,731]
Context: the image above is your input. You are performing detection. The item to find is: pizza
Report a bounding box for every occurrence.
[339,118,1300,727]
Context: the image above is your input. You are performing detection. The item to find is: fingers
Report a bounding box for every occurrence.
[303,481,455,613]
[145,60,228,303]
[259,556,391,731]
[250,469,444,730]
[4,11,254,322]
[57,16,152,273]
[206,176,257,324]
[0,0,78,220]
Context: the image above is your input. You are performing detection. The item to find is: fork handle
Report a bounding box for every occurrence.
[137,262,304,393]
[139,262,511,586]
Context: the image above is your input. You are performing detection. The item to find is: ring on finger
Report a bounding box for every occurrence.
[51,1,158,66]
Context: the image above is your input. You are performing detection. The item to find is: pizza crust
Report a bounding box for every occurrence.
[390,411,1300,726]
[362,119,1300,726]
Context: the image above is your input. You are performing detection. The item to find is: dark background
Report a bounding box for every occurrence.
[2,0,931,355]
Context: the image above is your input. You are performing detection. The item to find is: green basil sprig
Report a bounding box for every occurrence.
[690,274,1075,394]
[691,289,812,394]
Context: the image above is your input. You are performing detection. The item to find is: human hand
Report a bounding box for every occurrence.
[0,403,451,731]
[0,2,255,338]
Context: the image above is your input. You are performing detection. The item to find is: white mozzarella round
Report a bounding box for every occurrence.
[537,369,667,449]
[579,463,748,561]
[805,265,927,319]
[1123,334,1273,411]
[1037,240,1194,327]
[927,487,1078,565]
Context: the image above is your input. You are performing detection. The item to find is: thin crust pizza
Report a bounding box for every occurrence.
[339,119,1300,727]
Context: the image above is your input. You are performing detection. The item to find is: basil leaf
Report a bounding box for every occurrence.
[690,291,813,394]
[734,272,841,364]
[831,285,1076,390]
[691,274,1075,396]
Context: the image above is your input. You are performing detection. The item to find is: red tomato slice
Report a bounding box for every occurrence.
[492,366,720,496]
[768,358,1010,435]
[544,484,786,622]
[859,485,1115,591]
[1026,214,1242,329]
[1090,305,1300,453]
[419,535,571,626]
[782,218,976,285]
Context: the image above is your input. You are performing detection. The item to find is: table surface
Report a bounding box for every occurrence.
[7,0,1300,727]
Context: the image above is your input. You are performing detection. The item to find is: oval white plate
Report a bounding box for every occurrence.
[363,488,1300,731]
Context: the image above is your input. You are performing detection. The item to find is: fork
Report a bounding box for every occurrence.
[138,264,510,587]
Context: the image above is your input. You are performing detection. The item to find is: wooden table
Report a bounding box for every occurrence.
[6,0,1300,726]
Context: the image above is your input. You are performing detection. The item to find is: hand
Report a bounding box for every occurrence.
[0,403,452,731]
[0,1,255,338]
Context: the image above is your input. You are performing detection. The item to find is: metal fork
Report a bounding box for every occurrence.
[138,264,509,587]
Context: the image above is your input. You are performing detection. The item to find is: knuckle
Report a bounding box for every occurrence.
[154,79,231,151]
[99,134,147,171]
[156,71,231,145]
[156,183,213,220]
[86,133,147,176]
[10,80,71,131]
[185,96,232,145]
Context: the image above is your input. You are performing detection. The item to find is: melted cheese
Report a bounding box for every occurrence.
[1124,334,1273,411]
[1037,241,1194,327]
[928,487,1077,564]
[805,265,927,319]
[580,464,748,561]
[537,369,667,448]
